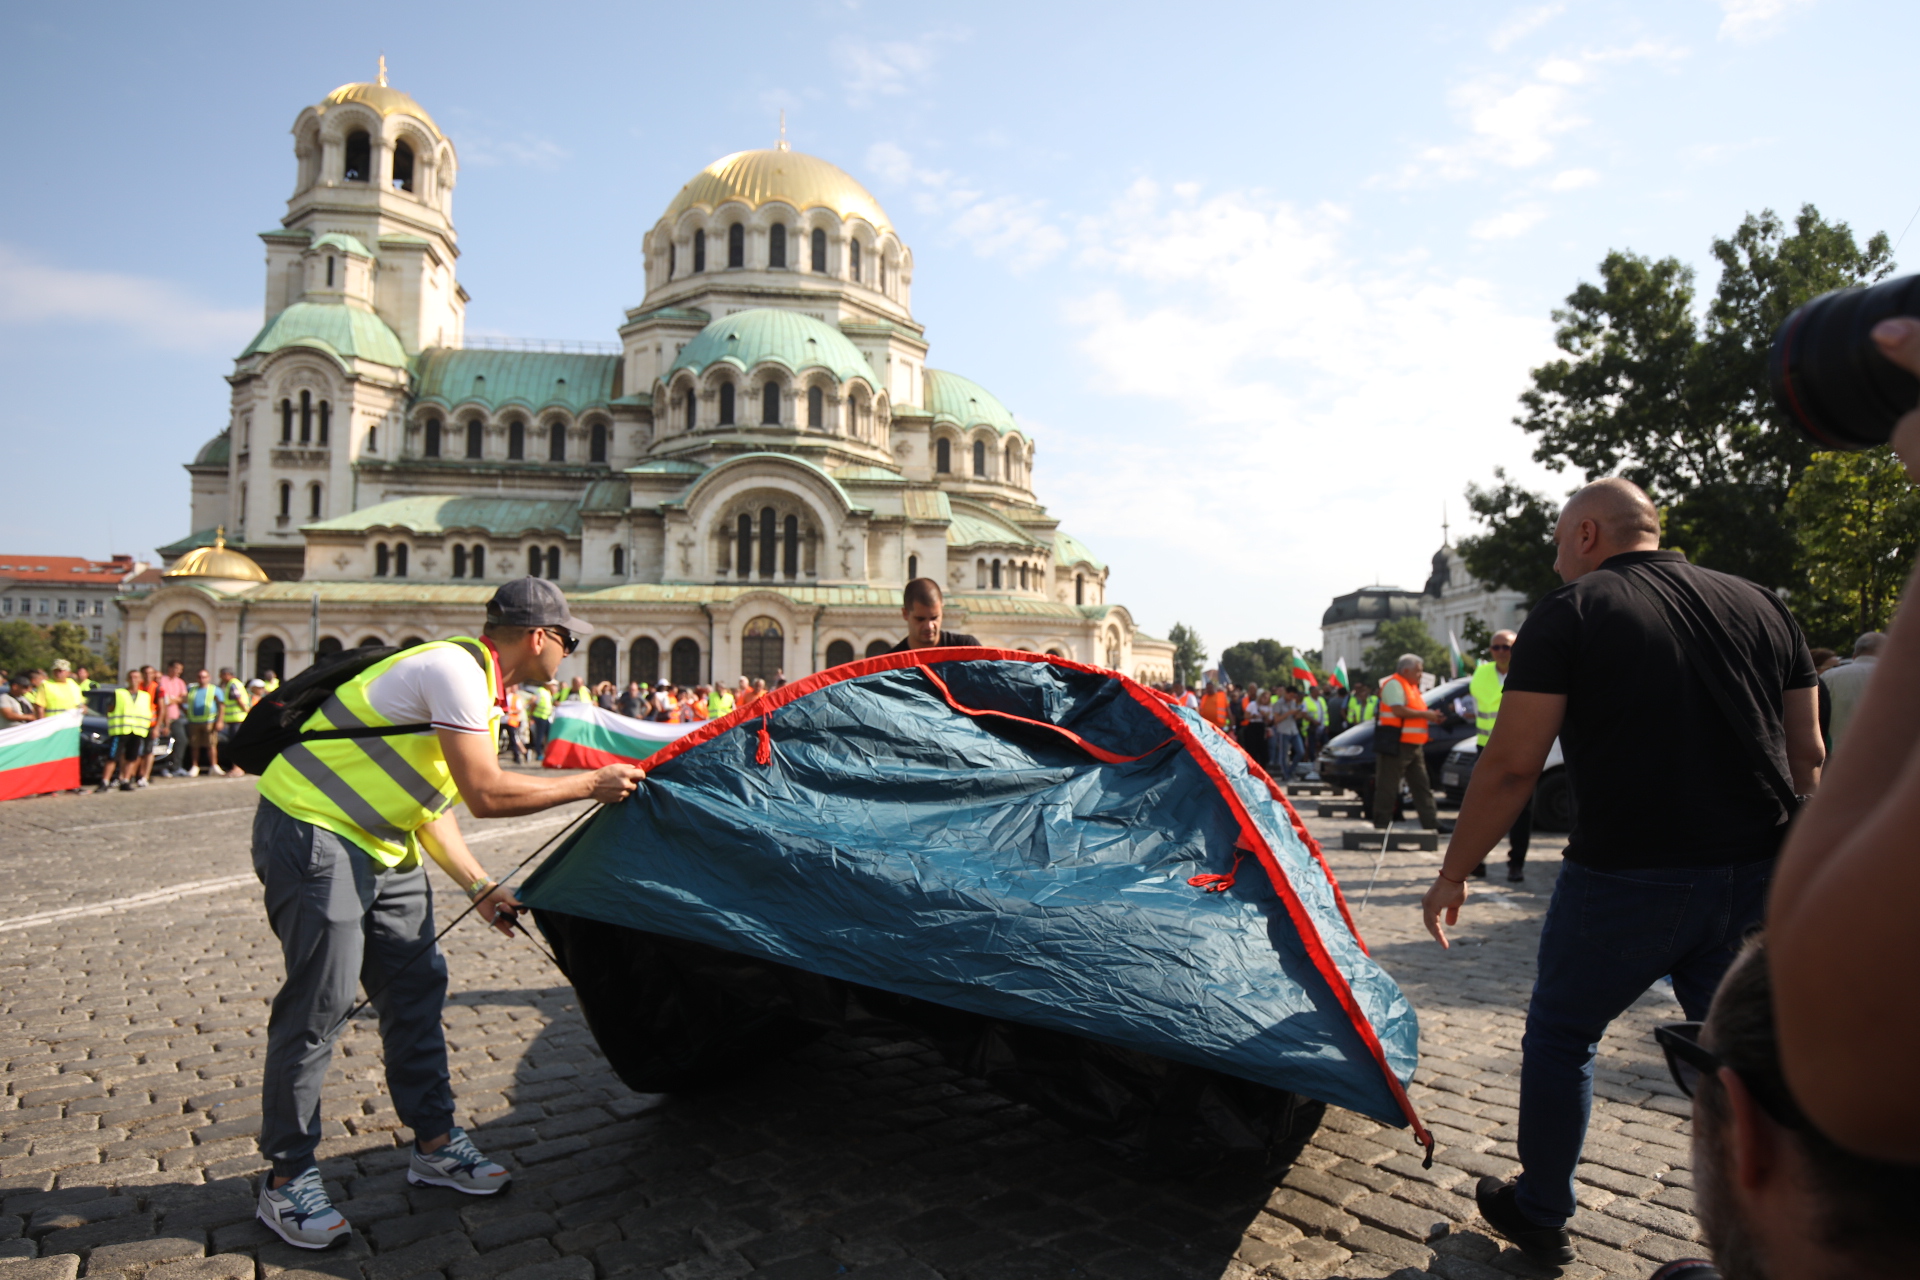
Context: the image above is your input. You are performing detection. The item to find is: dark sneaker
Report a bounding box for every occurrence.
[257,1167,351,1250]
[1507,864,1525,883]
[1475,1177,1574,1266]
[1470,861,1488,879]
[407,1127,510,1195]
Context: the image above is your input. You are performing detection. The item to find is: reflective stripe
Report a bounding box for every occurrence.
[311,695,452,816]
[277,742,414,848]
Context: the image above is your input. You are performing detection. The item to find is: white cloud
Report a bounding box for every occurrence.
[1490,4,1565,52]
[1471,203,1549,239]
[1548,167,1599,190]
[1717,0,1816,42]
[865,142,1066,272]
[834,29,966,107]
[460,132,569,169]
[0,244,256,354]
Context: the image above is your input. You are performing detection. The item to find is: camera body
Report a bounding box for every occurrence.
[1770,273,1920,450]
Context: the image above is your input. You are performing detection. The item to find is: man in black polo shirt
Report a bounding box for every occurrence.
[1418,478,1824,1265]
[889,578,980,652]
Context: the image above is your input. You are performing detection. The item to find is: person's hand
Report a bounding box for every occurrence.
[476,885,524,937]
[1871,317,1920,482]
[589,763,644,804]
[1421,874,1466,948]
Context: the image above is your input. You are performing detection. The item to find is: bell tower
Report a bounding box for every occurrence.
[265,60,466,353]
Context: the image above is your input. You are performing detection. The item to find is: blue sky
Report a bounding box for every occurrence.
[1,0,1911,661]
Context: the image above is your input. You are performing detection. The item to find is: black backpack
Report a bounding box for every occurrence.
[228,640,487,776]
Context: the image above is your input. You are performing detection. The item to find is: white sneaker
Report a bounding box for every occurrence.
[406,1127,510,1195]
[135,778,149,789]
[257,1168,352,1250]
[188,766,199,778]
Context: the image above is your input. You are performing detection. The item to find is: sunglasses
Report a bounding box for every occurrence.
[1490,644,1512,651]
[543,627,580,656]
[1653,1022,1803,1129]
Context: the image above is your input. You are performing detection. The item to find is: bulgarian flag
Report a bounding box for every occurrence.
[1448,629,1466,679]
[1289,659,1317,687]
[1331,659,1349,690]
[542,703,698,769]
[0,709,81,801]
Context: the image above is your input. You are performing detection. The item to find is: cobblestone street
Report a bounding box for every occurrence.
[0,775,1701,1280]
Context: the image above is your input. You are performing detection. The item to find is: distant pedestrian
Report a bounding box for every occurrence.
[98,670,153,793]
[1820,630,1883,749]
[35,659,86,714]
[1197,681,1228,730]
[1460,629,1530,881]
[0,674,36,724]
[1372,658,1443,830]
[1236,686,1267,765]
[184,668,223,775]
[156,660,188,776]
[617,681,644,719]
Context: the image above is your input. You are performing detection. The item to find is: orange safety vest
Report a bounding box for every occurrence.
[1198,691,1229,727]
[1377,673,1431,746]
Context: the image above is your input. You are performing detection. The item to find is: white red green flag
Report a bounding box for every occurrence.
[542,703,698,769]
[1289,660,1317,687]
[1448,629,1465,679]
[0,710,81,801]
[1332,659,1349,690]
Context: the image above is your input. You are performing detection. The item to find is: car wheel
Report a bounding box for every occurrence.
[1533,769,1576,832]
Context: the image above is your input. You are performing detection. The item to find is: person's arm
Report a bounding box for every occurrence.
[1421,691,1566,947]
[439,728,639,818]
[415,811,522,936]
[1781,685,1823,795]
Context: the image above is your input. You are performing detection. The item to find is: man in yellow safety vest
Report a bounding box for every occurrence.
[1462,630,1530,881]
[96,669,153,794]
[37,659,87,714]
[248,578,641,1251]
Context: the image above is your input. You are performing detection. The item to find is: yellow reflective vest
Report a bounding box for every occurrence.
[185,683,222,724]
[1470,660,1505,748]
[221,679,251,725]
[108,688,153,737]
[38,678,86,713]
[258,638,499,868]
[532,688,554,720]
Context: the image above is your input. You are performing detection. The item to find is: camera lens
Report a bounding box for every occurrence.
[1769,273,1920,450]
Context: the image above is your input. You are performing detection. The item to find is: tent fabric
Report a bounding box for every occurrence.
[520,648,1428,1145]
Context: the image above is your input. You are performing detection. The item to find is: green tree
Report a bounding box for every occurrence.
[1166,622,1206,687]
[1785,449,1920,647]
[1219,639,1292,688]
[1458,467,1564,604]
[1362,617,1449,683]
[0,621,56,674]
[1459,616,1495,665]
[43,622,98,669]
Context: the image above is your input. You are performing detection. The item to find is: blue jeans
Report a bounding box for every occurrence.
[1273,732,1306,779]
[1515,856,1772,1227]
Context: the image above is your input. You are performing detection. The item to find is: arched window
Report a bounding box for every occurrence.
[936,438,951,474]
[973,439,987,477]
[375,542,390,577]
[344,130,371,182]
[394,543,409,577]
[684,389,696,431]
[299,390,313,444]
[453,545,468,578]
[811,228,827,272]
[1005,442,1016,483]
[976,559,986,589]
[1020,563,1029,591]
[278,482,291,518]
[308,484,323,520]
[991,559,1002,589]
[325,256,335,289]
[762,382,780,425]
[807,386,823,429]
[880,257,887,292]
[850,240,862,281]
[256,637,286,680]
[782,515,798,578]
[692,229,706,273]
[359,635,385,648]
[316,636,344,659]
[907,554,919,581]
[367,424,378,453]
[587,637,617,686]
[727,223,744,268]
[668,242,676,279]
[1075,574,1084,605]
[160,612,207,672]
[393,140,415,192]
[719,382,735,425]
[825,639,854,668]
[590,422,608,463]
[466,418,483,459]
[865,639,891,659]
[741,617,783,681]
[318,400,330,446]
[670,637,701,686]
[769,224,787,268]
[400,635,426,649]
[548,421,566,462]
[424,419,442,458]
[758,506,776,578]
[280,399,293,443]
[508,420,525,460]
[631,637,660,685]
[545,546,561,580]
[472,545,485,577]
[737,514,752,576]
[612,545,625,575]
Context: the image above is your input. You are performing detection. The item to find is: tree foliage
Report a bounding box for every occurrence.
[1219,638,1293,689]
[1785,449,1920,648]
[1458,467,1564,604]
[0,621,101,676]
[1165,622,1206,687]
[1362,618,1449,683]
[1459,616,1496,665]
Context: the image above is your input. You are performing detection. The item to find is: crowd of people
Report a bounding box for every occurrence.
[1146,675,1378,780]
[496,672,787,763]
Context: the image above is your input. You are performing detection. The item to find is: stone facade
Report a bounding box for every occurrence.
[1320,546,1529,675]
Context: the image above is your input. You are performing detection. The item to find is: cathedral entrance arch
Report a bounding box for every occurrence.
[670,638,701,686]
[161,613,207,673]
[630,637,659,685]
[586,637,617,687]
[256,637,286,680]
[741,617,784,682]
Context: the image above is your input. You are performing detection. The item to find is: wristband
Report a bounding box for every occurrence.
[466,876,497,902]
[1437,869,1466,885]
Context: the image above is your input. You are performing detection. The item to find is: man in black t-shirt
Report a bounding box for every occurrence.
[1418,478,1823,1266]
[889,578,980,652]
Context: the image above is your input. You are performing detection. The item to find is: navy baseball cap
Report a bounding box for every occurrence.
[486,577,594,634]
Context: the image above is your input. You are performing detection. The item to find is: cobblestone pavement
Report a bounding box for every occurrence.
[1,773,1701,1280]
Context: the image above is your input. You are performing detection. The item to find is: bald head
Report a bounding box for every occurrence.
[1553,477,1661,582]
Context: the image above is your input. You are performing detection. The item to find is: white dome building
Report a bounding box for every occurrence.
[125,74,1173,688]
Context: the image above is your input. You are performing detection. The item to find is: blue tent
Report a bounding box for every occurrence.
[522,650,1428,1158]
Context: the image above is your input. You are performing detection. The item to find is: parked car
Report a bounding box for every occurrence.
[1437,737,1576,833]
[1313,676,1475,805]
[79,688,174,785]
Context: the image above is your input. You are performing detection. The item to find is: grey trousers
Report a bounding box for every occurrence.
[253,799,454,1178]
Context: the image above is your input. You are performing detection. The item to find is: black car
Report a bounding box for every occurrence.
[1313,676,1475,805]
[1438,737,1577,832]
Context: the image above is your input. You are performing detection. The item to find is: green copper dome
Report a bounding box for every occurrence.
[668,308,874,384]
[240,302,408,369]
[924,368,1018,436]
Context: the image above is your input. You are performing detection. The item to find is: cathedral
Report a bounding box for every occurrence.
[124,69,1174,689]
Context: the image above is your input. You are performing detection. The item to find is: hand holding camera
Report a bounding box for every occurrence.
[1769,273,1920,480]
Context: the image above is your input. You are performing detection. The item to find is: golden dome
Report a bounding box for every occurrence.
[664,149,892,233]
[321,60,441,138]
[164,529,270,584]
